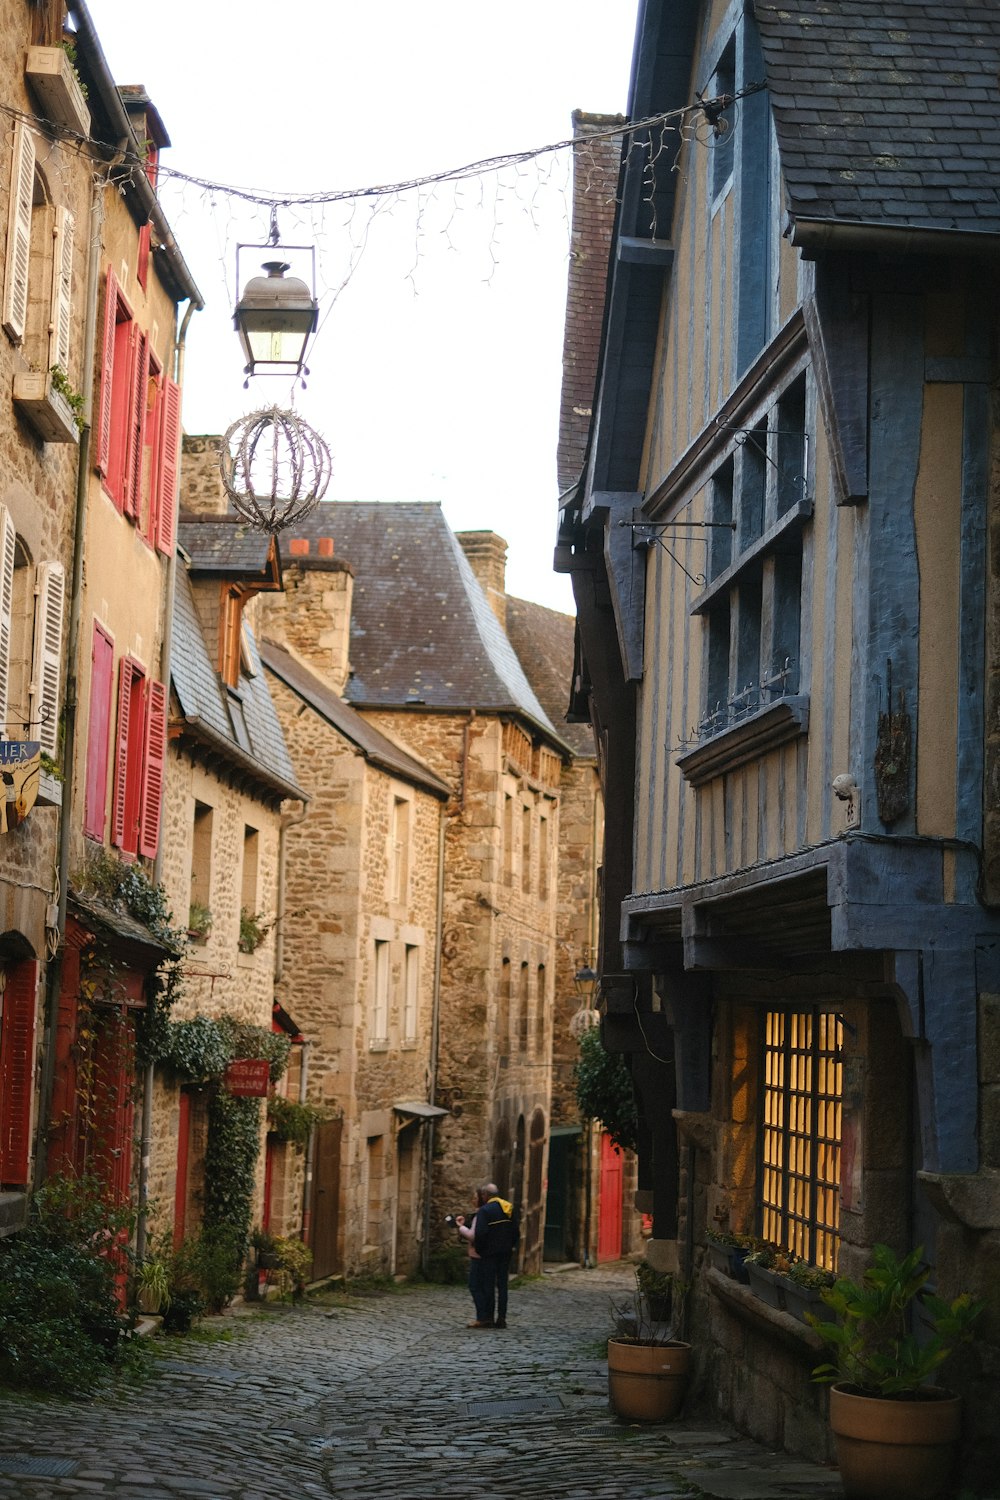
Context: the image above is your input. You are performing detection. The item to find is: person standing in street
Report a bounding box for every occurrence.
[473,1182,519,1330]
[454,1187,491,1328]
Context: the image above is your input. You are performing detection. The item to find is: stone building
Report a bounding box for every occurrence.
[0,0,202,1220]
[558,0,1000,1483]
[255,504,572,1275]
[147,516,304,1249]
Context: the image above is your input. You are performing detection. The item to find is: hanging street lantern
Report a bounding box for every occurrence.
[219,406,332,535]
[233,252,318,381]
[569,963,601,1038]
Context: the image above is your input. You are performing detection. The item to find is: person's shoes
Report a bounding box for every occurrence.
[494,1319,507,1329]
[467,1320,493,1328]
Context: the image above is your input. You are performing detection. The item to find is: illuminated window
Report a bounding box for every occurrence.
[759,1008,842,1271]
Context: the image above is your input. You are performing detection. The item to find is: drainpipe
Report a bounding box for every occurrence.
[135,296,196,1260]
[33,170,105,1189]
[421,800,447,1274]
[298,1039,314,1243]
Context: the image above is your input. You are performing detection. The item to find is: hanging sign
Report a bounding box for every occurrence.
[0,741,40,831]
[224,1058,271,1097]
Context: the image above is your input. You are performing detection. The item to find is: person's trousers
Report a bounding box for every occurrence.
[480,1253,512,1320]
[468,1256,490,1322]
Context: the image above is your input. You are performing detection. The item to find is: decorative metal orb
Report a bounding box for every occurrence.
[569,1006,601,1039]
[219,406,332,535]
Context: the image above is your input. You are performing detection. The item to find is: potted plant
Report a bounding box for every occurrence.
[780,1256,835,1323]
[606,1269,691,1422]
[810,1243,981,1500]
[134,1253,172,1316]
[704,1226,752,1283]
[635,1260,675,1323]
[187,900,213,943]
[744,1242,786,1310]
[250,1225,281,1271]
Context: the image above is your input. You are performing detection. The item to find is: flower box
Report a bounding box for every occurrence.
[706,1241,750,1283]
[746,1261,786,1310]
[25,46,91,139]
[13,371,79,445]
[781,1279,826,1323]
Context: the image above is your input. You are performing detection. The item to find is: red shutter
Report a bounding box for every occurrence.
[111,656,134,850]
[155,377,181,556]
[0,959,39,1187]
[84,622,115,840]
[96,267,120,479]
[138,679,166,859]
[144,373,163,544]
[136,222,150,293]
[124,330,148,521]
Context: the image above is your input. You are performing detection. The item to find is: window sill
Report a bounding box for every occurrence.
[368,1039,389,1053]
[706,1265,823,1362]
[676,694,809,785]
[692,499,812,616]
[36,771,62,808]
[13,372,79,445]
[25,47,92,139]
[236,950,257,970]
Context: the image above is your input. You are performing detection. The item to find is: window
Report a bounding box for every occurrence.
[538,813,550,900]
[709,37,736,202]
[190,802,213,933]
[371,940,389,1046]
[535,964,547,1052]
[0,959,38,1188]
[521,803,532,894]
[110,656,166,858]
[688,373,810,758]
[759,1008,842,1271]
[3,122,73,373]
[498,958,511,1057]
[502,793,513,886]
[390,796,410,905]
[83,621,114,840]
[518,962,529,1050]
[241,826,259,916]
[96,266,180,554]
[0,508,65,754]
[403,944,418,1044]
[365,1136,383,1248]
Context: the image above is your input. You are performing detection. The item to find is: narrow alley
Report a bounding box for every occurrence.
[0,1264,842,1500]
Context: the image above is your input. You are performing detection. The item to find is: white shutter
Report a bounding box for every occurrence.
[50,206,74,373]
[0,509,16,735]
[31,562,64,757]
[3,124,35,344]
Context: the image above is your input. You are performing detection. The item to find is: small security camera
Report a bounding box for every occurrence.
[832,773,858,802]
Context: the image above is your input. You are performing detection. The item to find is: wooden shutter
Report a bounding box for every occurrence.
[138,678,166,858]
[0,959,39,1187]
[136,221,150,292]
[31,561,65,757]
[110,656,135,849]
[50,205,74,373]
[83,621,114,840]
[95,267,120,478]
[0,507,17,736]
[124,330,148,520]
[155,377,181,556]
[2,123,35,343]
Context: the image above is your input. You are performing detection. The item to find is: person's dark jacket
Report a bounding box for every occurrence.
[473,1196,519,1258]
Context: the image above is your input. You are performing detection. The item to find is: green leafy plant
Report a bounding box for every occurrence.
[59,40,89,99]
[610,1266,688,1346]
[158,1015,231,1081]
[39,750,63,782]
[267,1095,327,1149]
[272,1236,312,1300]
[785,1258,836,1291]
[573,1025,638,1153]
[134,1254,171,1315]
[744,1241,778,1268]
[705,1226,755,1249]
[238,907,271,954]
[810,1243,982,1397]
[49,365,85,430]
[0,1175,144,1393]
[187,900,213,941]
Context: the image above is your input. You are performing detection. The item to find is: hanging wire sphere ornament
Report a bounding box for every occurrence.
[219,406,332,535]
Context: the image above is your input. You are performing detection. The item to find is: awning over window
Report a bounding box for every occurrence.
[393,1100,449,1120]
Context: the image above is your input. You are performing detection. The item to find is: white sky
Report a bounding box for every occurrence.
[83,1,639,611]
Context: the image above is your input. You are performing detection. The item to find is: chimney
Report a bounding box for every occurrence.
[457,531,507,629]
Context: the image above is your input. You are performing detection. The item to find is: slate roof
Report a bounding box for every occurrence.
[259,640,451,801]
[171,564,302,801]
[504,597,595,761]
[755,1,1000,239]
[281,503,569,752]
[177,516,279,582]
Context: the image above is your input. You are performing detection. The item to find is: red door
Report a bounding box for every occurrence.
[597,1131,623,1262]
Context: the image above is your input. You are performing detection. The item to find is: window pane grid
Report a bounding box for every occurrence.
[759,1008,842,1271]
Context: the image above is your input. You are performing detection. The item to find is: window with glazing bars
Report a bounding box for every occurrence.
[759,1008,842,1271]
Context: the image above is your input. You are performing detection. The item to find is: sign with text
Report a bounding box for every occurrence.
[224,1058,271,1097]
[0,740,40,831]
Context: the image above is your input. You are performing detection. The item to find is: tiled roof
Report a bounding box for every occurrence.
[171,565,302,800]
[177,517,278,582]
[755,1,1000,237]
[504,596,595,761]
[280,503,569,751]
[259,640,451,800]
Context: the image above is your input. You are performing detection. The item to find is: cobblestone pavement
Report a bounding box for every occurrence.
[0,1262,843,1500]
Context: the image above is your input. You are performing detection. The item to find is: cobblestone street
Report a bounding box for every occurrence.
[0,1263,842,1500]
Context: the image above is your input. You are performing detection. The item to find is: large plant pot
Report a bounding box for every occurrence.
[607,1338,691,1422]
[830,1384,962,1500]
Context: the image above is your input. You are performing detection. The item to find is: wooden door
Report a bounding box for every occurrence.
[597,1131,623,1262]
[310,1118,342,1279]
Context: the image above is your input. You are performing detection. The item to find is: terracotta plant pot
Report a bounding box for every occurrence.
[607,1338,691,1422]
[829,1384,962,1500]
